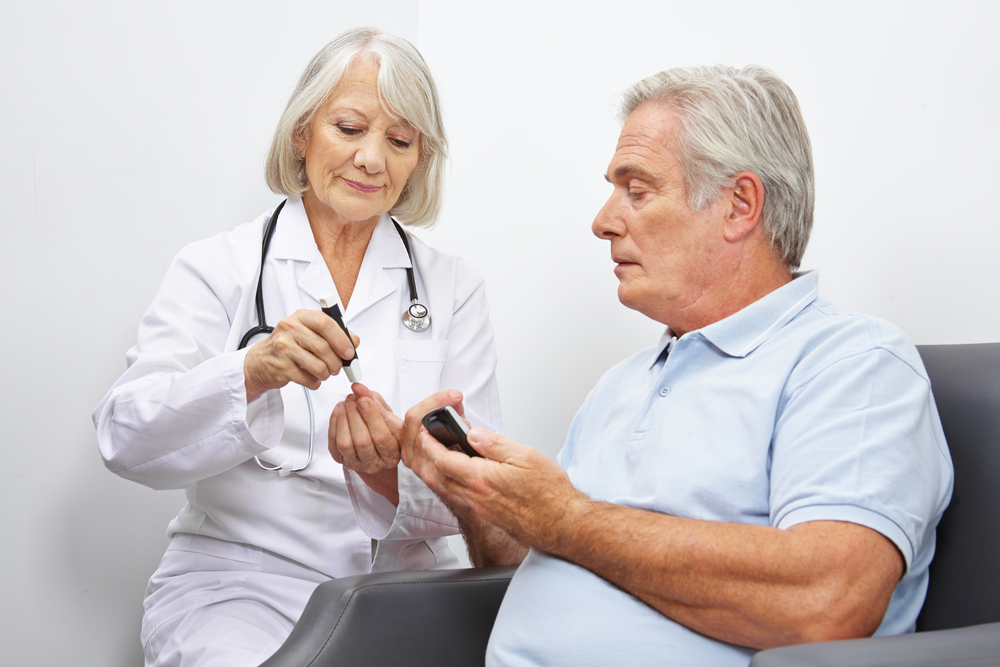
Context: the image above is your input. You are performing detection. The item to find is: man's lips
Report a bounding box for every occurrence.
[344,178,381,193]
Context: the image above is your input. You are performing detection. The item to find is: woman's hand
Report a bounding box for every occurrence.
[244,309,359,402]
[329,383,403,505]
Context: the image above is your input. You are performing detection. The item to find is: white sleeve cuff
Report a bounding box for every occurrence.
[345,465,460,541]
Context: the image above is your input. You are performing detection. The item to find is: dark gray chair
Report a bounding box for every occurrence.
[260,566,516,666]
[263,343,1000,667]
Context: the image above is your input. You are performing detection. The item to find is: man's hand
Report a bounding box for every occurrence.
[400,391,533,566]
[398,396,902,650]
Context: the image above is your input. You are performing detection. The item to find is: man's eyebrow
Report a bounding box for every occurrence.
[609,164,650,183]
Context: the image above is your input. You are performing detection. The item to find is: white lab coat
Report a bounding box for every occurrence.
[93,197,503,663]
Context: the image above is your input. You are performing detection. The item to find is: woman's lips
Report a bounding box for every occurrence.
[344,178,381,194]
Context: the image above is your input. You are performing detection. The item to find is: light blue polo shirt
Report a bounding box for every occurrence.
[486,271,953,667]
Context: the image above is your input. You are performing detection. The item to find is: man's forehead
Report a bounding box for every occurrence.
[606,105,682,181]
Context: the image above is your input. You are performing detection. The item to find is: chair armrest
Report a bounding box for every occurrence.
[749,621,1000,667]
[260,566,517,667]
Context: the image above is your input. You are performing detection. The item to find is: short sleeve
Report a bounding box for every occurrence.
[769,347,952,571]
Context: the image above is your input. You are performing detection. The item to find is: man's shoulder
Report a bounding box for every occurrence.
[785,298,926,380]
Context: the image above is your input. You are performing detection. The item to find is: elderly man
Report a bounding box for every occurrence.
[393,65,952,666]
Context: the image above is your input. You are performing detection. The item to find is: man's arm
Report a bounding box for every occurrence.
[458,513,528,568]
[399,392,902,650]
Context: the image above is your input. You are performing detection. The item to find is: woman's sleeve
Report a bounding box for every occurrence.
[92,235,284,491]
[345,256,503,566]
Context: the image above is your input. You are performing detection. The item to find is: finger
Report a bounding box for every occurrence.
[344,396,380,470]
[357,396,400,465]
[412,430,483,510]
[371,390,392,413]
[334,399,368,471]
[352,384,393,415]
[327,402,346,463]
[246,333,323,392]
[266,316,340,384]
[287,310,356,376]
[309,310,360,364]
[400,390,465,459]
[465,428,509,461]
[350,383,374,400]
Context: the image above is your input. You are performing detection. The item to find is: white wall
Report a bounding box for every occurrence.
[1,1,997,664]
[0,2,418,665]
[415,0,1000,454]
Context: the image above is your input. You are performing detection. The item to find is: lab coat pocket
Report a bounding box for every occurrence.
[396,340,450,412]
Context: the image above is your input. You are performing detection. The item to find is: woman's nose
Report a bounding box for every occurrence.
[354,135,386,174]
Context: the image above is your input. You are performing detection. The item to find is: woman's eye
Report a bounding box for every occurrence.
[390,138,412,149]
[336,124,362,135]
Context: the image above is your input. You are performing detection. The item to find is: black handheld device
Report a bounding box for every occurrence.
[421,406,482,458]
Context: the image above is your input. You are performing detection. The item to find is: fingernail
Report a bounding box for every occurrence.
[359,397,371,411]
[448,390,462,400]
[467,428,482,444]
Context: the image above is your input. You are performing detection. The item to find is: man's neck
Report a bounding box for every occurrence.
[667,256,793,338]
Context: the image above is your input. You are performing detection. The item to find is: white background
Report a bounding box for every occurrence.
[1,1,997,664]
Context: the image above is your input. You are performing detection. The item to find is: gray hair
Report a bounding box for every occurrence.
[265,27,448,228]
[619,65,814,269]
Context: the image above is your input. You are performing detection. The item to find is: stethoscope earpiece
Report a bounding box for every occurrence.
[403,301,431,332]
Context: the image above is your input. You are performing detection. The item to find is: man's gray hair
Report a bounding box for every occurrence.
[620,65,814,268]
[265,27,448,228]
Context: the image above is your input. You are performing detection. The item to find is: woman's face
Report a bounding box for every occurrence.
[298,61,421,226]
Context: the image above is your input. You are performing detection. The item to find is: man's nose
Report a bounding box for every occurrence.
[592,195,625,239]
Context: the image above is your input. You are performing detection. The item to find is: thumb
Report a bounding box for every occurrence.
[466,428,512,461]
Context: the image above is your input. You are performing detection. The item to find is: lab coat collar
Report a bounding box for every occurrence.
[267,197,410,321]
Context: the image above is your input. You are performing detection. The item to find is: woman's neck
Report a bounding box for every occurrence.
[302,193,379,310]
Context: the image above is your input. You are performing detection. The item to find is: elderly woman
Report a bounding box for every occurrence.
[93,27,502,666]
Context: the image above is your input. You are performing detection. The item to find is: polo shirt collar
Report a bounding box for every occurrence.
[696,270,820,358]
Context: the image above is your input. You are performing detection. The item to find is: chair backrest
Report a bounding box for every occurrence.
[916,343,1000,631]
[260,566,517,667]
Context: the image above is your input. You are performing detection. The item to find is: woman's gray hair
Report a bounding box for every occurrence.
[265,27,448,228]
[619,65,814,269]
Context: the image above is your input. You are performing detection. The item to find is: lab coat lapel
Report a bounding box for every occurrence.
[271,204,406,321]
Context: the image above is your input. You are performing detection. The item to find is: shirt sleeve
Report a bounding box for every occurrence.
[92,234,284,491]
[769,345,952,571]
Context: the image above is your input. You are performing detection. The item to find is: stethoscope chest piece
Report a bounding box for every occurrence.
[403,301,431,332]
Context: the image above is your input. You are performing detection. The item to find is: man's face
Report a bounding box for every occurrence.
[592,103,729,331]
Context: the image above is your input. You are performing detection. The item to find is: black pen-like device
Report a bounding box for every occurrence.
[319,294,362,383]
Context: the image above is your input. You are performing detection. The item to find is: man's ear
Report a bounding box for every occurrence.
[723,172,764,243]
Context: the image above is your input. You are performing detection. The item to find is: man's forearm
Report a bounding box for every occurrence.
[459,513,528,568]
[539,498,902,650]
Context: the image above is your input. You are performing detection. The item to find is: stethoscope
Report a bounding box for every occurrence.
[238,199,431,475]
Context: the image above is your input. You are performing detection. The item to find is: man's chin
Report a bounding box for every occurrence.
[616,285,642,312]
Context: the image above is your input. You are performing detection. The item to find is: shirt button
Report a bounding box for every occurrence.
[659,386,671,397]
